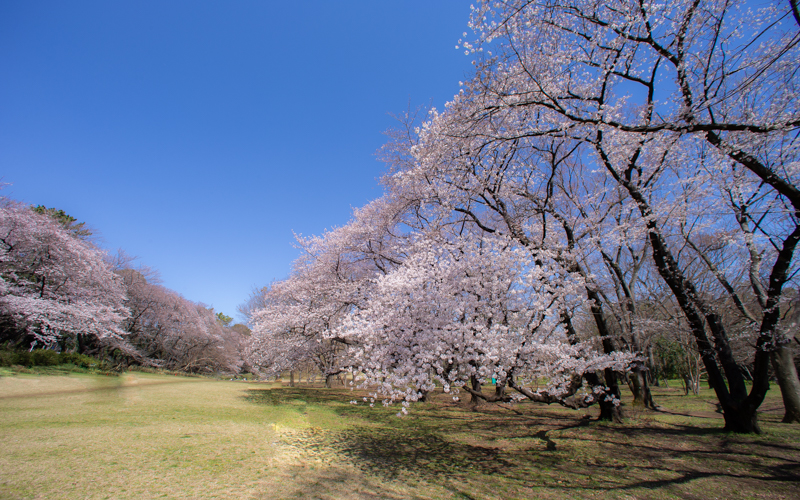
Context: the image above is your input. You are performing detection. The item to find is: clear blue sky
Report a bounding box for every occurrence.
[1,1,475,321]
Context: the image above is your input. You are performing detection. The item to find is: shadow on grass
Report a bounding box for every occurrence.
[243,387,800,497]
[243,388,562,480]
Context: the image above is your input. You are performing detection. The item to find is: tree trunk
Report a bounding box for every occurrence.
[564,309,624,423]
[602,368,624,423]
[325,373,335,389]
[719,400,762,434]
[469,376,483,407]
[495,380,507,399]
[289,370,295,387]
[648,345,660,387]
[582,371,623,423]
[582,290,625,423]
[628,362,656,409]
[772,345,800,423]
[641,371,656,408]
[598,148,763,431]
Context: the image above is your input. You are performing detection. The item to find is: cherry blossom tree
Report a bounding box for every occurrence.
[247,197,406,386]
[248,190,634,415]
[249,1,799,431]
[413,0,800,432]
[383,108,640,420]
[336,227,632,413]
[0,198,128,349]
[114,262,244,373]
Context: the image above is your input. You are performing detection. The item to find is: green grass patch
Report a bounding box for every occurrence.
[0,349,111,374]
[1,374,799,499]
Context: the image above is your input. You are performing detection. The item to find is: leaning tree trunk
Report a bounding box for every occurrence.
[597,144,760,432]
[644,211,757,432]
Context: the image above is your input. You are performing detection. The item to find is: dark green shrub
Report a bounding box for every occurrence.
[0,348,108,370]
[13,351,32,366]
[31,349,60,366]
[60,352,101,368]
[0,350,14,367]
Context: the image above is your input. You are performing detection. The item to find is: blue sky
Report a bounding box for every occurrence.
[1,1,475,321]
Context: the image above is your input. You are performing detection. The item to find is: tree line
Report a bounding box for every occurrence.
[243,0,800,434]
[0,198,248,373]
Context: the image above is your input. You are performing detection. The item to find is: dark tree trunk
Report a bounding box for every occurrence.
[596,141,763,432]
[588,290,625,423]
[469,376,483,407]
[289,370,295,387]
[325,373,335,389]
[648,345,660,387]
[564,310,624,422]
[647,214,760,432]
[583,371,623,423]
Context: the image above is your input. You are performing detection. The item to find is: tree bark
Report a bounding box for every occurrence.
[772,344,800,423]
[564,310,624,422]
[589,291,625,423]
[628,361,656,409]
[469,376,483,407]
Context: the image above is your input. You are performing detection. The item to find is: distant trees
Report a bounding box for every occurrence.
[216,312,233,327]
[31,205,92,240]
[1,197,245,374]
[111,258,245,373]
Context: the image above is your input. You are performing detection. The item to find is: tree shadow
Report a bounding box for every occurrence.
[243,387,800,497]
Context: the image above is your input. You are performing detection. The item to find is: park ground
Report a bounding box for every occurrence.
[1,369,799,499]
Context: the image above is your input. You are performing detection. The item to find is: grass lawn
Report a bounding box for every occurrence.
[1,370,799,499]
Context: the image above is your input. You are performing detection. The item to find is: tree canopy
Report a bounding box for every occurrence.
[246,0,800,433]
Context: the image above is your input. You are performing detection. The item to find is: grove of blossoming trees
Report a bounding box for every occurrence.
[455,0,800,433]
[247,0,800,433]
[0,197,246,373]
[114,263,246,373]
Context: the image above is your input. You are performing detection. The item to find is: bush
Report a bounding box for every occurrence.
[0,348,108,370]
[0,350,14,367]
[31,349,60,366]
[13,351,32,367]
[60,352,102,369]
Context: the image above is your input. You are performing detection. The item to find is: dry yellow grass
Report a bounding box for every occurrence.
[1,371,799,499]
